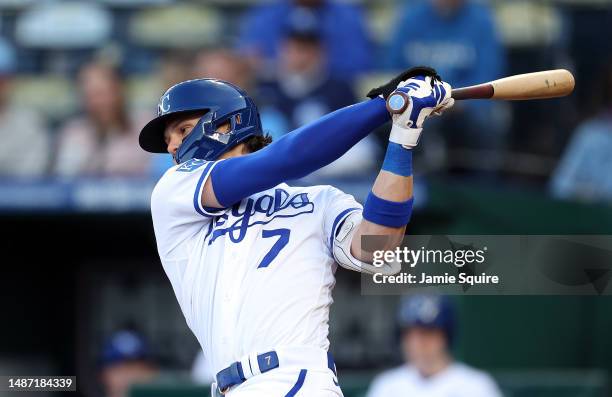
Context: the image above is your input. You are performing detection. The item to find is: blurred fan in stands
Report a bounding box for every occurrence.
[237,0,372,81]
[386,0,508,174]
[257,13,380,176]
[54,61,151,177]
[0,37,50,177]
[191,47,290,141]
[551,61,612,202]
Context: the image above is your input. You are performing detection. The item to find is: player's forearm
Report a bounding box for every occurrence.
[351,171,412,260]
[350,144,414,261]
[208,98,389,207]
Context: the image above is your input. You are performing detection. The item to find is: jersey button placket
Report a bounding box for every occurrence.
[219,241,235,349]
[224,251,237,302]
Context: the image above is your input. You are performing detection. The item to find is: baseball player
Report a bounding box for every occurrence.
[366,295,502,397]
[138,67,454,396]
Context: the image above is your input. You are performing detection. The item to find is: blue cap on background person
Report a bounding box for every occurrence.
[397,294,456,345]
[0,37,16,76]
[99,330,151,368]
[285,7,322,42]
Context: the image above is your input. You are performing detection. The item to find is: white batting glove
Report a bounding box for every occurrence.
[386,76,454,148]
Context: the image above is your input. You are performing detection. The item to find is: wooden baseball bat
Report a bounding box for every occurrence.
[451,69,575,101]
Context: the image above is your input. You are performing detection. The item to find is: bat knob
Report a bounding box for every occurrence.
[386,91,410,114]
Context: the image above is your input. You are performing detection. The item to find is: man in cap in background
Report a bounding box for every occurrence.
[99,329,158,397]
[386,0,507,172]
[237,0,371,80]
[366,295,502,397]
[257,11,380,176]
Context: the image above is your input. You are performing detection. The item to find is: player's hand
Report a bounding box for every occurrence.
[386,76,454,148]
[366,65,441,99]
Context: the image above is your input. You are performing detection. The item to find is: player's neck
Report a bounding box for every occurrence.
[416,354,452,378]
[218,143,248,160]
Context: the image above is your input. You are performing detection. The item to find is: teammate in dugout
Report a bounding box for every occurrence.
[366,295,502,397]
[138,67,454,396]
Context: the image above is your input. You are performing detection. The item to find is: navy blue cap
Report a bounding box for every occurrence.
[285,7,322,41]
[100,330,151,368]
[397,295,455,343]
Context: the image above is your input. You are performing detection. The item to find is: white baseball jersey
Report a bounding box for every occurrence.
[150,158,361,375]
[366,363,502,397]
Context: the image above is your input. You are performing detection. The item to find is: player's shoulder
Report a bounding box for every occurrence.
[448,362,491,379]
[151,159,216,203]
[366,365,416,397]
[446,363,501,393]
[152,164,179,198]
[370,365,415,386]
[313,184,351,198]
[280,184,346,199]
[155,159,213,186]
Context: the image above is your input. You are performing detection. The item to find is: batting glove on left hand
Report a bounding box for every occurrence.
[387,76,454,148]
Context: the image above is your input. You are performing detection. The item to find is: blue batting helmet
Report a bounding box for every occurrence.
[139,78,263,163]
[397,294,455,344]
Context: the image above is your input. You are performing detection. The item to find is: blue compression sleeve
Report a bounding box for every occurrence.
[211,98,390,207]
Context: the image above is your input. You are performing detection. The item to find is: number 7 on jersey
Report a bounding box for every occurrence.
[257,228,290,268]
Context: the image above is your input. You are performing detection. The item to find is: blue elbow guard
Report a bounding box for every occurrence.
[362,192,413,227]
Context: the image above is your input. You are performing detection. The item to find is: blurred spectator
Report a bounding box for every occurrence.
[258,19,356,131]
[257,16,380,176]
[237,0,372,81]
[0,38,50,177]
[387,0,507,172]
[388,0,503,91]
[160,51,194,89]
[148,52,199,177]
[54,61,151,177]
[551,63,612,202]
[366,295,501,397]
[193,49,253,91]
[99,330,158,397]
[192,48,289,141]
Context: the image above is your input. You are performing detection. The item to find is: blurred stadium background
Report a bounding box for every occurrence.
[0,0,611,396]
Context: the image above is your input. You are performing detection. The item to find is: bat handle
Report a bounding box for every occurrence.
[451,84,494,101]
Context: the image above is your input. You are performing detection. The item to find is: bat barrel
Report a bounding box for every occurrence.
[451,69,575,101]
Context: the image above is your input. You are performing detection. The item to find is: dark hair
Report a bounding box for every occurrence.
[243,134,273,153]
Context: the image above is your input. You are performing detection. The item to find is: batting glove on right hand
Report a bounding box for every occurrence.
[386,76,454,148]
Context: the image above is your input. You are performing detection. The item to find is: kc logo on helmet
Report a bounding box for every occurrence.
[159,93,171,115]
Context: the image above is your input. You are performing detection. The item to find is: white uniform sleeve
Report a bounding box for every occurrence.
[321,186,362,256]
[151,159,225,260]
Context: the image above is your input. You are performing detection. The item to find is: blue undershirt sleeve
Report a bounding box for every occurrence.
[210,98,390,207]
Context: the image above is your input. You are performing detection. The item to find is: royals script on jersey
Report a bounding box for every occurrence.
[150,159,361,374]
